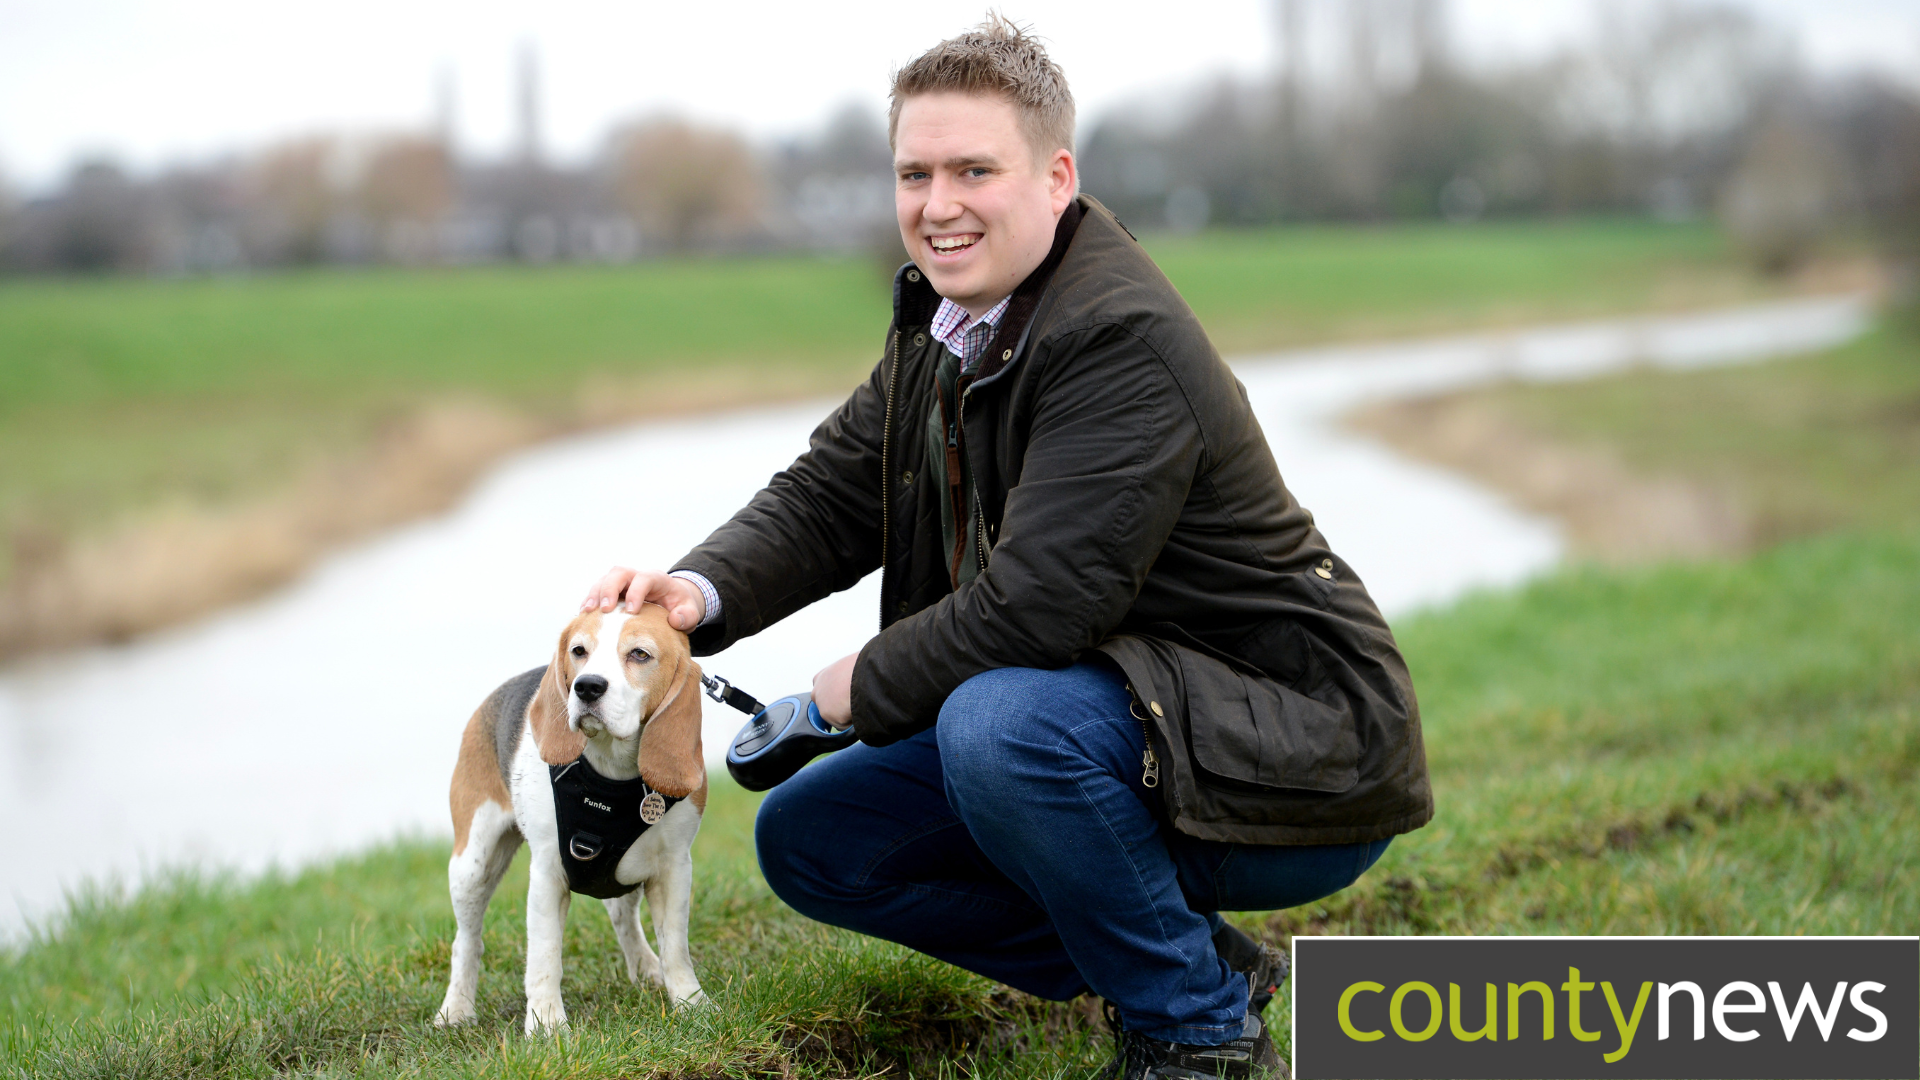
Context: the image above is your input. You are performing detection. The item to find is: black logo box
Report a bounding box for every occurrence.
[1293,937,1917,1080]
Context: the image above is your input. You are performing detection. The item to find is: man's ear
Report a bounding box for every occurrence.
[530,628,585,766]
[1047,148,1077,213]
[638,657,705,797]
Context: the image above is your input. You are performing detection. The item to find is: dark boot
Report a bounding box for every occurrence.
[1210,922,1289,1015]
[1099,1010,1290,1080]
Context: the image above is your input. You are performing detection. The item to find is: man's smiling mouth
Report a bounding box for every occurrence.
[929,233,982,254]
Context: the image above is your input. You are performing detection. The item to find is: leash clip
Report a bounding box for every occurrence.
[701,672,765,716]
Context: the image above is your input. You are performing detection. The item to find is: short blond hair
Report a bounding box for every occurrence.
[888,13,1076,161]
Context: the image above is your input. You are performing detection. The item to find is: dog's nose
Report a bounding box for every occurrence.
[573,674,608,703]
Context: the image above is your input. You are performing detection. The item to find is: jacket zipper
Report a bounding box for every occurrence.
[879,328,901,631]
[974,486,990,575]
[959,381,991,577]
[1128,684,1161,788]
[943,391,967,587]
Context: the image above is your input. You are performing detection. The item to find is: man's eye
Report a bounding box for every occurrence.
[966,167,990,178]
[901,172,929,182]
[628,648,652,663]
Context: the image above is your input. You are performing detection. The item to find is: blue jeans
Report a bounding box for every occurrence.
[755,661,1389,1044]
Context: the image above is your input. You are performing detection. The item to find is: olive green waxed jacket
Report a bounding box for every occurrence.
[675,195,1433,844]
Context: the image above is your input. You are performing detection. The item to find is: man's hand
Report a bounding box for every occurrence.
[580,566,705,632]
[812,652,859,730]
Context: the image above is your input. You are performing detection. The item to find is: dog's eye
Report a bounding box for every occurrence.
[570,645,587,658]
[627,648,652,663]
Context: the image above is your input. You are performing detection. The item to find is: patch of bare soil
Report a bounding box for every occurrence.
[1346,393,1751,562]
[0,364,857,661]
[773,988,1107,1078]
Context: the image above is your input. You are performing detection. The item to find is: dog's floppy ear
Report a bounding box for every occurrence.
[529,622,586,766]
[638,655,705,797]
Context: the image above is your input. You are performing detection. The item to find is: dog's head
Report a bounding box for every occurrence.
[528,605,705,797]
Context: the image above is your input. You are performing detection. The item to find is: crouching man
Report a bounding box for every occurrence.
[584,17,1432,1078]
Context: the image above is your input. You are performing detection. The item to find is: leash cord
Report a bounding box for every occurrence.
[700,673,764,716]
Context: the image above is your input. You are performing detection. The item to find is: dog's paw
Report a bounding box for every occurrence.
[670,986,710,1011]
[433,996,476,1028]
[524,999,569,1036]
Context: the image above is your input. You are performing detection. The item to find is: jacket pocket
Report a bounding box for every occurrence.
[1233,615,1326,692]
[1175,646,1361,794]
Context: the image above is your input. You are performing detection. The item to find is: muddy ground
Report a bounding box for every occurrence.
[1346,393,1751,563]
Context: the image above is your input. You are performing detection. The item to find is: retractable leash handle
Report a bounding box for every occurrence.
[705,675,856,792]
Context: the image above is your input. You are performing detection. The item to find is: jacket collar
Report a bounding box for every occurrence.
[891,198,1087,380]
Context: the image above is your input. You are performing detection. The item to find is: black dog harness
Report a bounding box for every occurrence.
[548,757,683,899]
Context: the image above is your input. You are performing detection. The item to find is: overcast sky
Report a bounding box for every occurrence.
[2,0,1915,192]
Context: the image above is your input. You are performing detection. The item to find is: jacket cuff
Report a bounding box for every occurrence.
[847,644,897,746]
[667,570,722,627]
[670,556,763,656]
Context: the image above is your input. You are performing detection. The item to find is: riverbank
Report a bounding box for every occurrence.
[0,363,855,656]
[0,220,1875,660]
[1349,309,1920,561]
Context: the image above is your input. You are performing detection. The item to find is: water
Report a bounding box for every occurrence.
[0,294,1868,933]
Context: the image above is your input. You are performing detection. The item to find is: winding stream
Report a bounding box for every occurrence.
[0,293,1868,933]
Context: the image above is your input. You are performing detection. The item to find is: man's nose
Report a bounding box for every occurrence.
[924,175,962,223]
[573,674,608,703]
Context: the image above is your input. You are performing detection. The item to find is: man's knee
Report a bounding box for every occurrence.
[937,663,1131,800]
[937,667,1035,760]
[937,666,1060,788]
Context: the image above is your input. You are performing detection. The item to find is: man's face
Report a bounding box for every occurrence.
[894,92,1076,317]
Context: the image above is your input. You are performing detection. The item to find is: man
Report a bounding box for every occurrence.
[583,17,1431,1079]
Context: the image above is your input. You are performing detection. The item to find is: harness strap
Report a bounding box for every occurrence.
[548,757,684,899]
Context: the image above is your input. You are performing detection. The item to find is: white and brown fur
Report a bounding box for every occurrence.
[434,604,709,1033]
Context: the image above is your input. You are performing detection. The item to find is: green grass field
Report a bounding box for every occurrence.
[0,219,1822,558]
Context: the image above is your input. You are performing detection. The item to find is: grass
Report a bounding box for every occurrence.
[0,258,894,550]
[0,218,1824,556]
[1145,217,1802,353]
[0,784,1112,1079]
[3,524,1915,1076]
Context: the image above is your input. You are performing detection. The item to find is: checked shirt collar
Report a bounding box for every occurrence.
[929,294,1012,374]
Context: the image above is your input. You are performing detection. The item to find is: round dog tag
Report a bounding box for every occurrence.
[639,792,668,824]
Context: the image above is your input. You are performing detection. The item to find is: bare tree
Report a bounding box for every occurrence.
[607,117,763,252]
[41,160,149,272]
[1722,104,1841,274]
[359,137,456,263]
[1828,78,1920,277]
[243,137,340,264]
[0,169,16,268]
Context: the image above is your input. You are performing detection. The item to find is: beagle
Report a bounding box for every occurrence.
[434,604,708,1033]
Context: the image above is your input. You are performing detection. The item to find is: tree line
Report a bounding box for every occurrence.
[1,1,1914,278]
